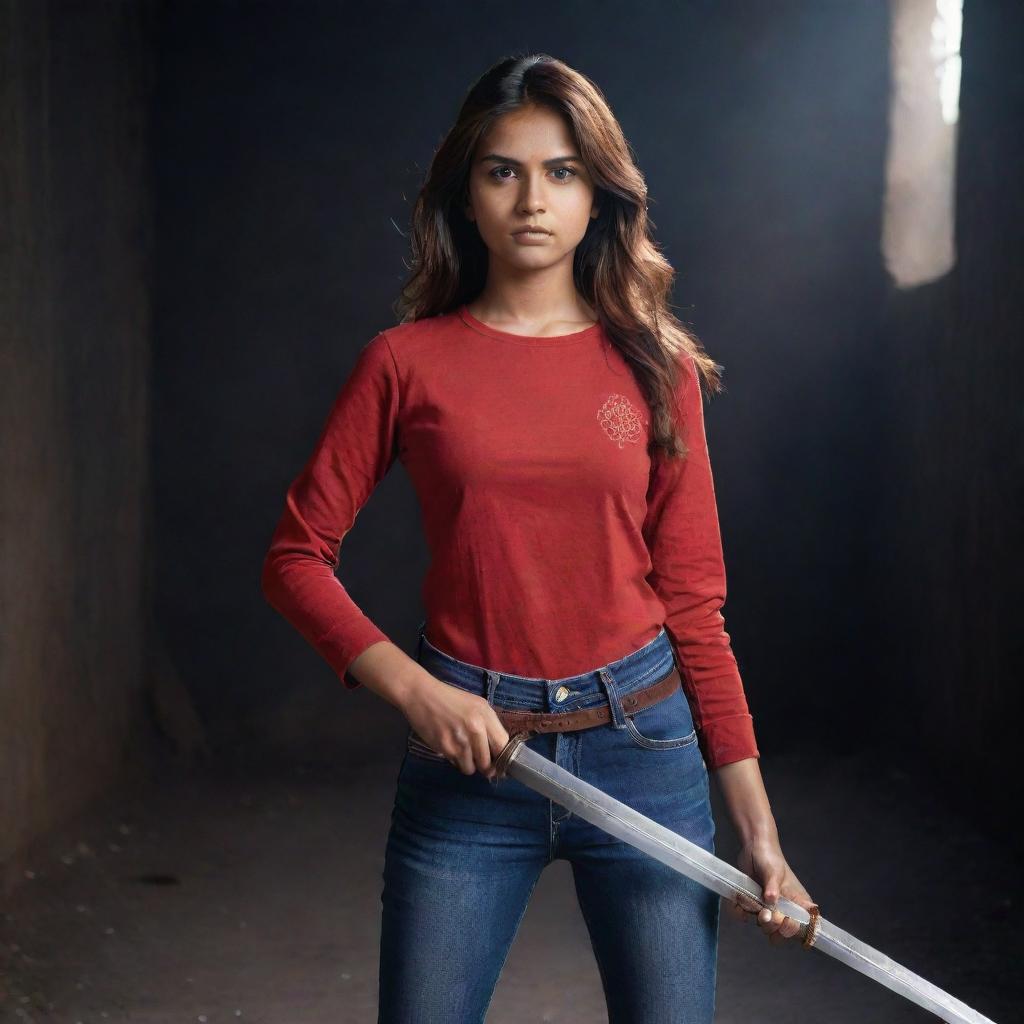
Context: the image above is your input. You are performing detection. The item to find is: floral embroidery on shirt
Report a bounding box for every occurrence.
[597,394,647,448]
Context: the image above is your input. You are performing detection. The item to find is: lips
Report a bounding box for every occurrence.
[513,227,551,235]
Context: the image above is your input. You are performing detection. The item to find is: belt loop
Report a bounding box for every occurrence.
[597,667,628,729]
[662,629,681,674]
[416,619,426,664]
[484,670,501,707]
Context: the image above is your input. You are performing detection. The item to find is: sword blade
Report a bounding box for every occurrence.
[500,739,997,1024]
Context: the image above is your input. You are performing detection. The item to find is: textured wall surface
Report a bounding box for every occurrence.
[0,0,160,896]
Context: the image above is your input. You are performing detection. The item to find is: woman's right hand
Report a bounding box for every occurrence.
[401,675,511,780]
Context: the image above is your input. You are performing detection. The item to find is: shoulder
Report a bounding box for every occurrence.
[373,309,462,359]
[351,309,461,394]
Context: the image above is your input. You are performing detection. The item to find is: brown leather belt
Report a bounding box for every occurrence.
[493,665,681,735]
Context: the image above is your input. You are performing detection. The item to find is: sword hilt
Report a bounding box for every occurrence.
[799,902,821,948]
[494,731,533,779]
[740,892,822,948]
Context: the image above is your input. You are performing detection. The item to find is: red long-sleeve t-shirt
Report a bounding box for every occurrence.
[260,304,760,769]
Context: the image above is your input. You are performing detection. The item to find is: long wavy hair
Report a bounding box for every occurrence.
[394,52,724,461]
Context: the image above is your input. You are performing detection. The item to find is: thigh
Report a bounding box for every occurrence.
[570,847,720,1024]
[378,747,549,1024]
[565,690,720,1023]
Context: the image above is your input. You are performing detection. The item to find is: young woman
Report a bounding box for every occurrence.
[262,52,816,1023]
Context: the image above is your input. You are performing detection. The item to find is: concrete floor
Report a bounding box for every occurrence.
[1,745,1018,1023]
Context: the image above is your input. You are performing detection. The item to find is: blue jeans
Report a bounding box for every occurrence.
[378,624,719,1023]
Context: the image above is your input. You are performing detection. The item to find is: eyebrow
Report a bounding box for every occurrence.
[477,153,584,166]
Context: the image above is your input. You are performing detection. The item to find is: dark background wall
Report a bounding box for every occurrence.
[3,0,1021,893]
[1,0,160,894]
[877,0,1023,850]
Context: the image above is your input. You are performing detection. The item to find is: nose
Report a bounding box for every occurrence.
[517,172,547,215]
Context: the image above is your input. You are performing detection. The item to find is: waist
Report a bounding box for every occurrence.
[416,624,677,714]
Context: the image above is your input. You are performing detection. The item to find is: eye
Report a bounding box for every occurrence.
[486,166,579,182]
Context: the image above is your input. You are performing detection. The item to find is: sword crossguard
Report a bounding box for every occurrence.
[493,731,534,780]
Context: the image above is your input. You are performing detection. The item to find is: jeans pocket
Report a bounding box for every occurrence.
[623,686,698,750]
[406,727,448,763]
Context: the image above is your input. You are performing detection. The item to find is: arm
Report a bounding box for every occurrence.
[261,331,405,688]
[714,756,778,844]
[261,332,509,776]
[641,354,759,771]
[718,756,817,945]
[642,355,814,940]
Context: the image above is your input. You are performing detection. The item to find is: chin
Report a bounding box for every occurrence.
[506,251,563,269]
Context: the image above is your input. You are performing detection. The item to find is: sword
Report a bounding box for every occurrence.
[493,733,998,1024]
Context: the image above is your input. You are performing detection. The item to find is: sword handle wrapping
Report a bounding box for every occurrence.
[799,903,821,948]
[734,890,822,949]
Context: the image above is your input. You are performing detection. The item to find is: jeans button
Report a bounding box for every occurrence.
[554,685,570,703]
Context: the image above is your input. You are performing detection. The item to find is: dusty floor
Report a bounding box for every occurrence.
[1,744,1019,1023]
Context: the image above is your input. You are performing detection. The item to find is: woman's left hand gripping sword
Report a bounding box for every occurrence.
[493,733,999,1024]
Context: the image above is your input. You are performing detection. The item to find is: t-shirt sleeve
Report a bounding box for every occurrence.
[260,330,400,689]
[642,354,760,769]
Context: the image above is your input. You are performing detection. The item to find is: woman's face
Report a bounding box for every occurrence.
[464,103,599,271]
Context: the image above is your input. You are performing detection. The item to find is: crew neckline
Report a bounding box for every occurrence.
[457,303,602,346]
